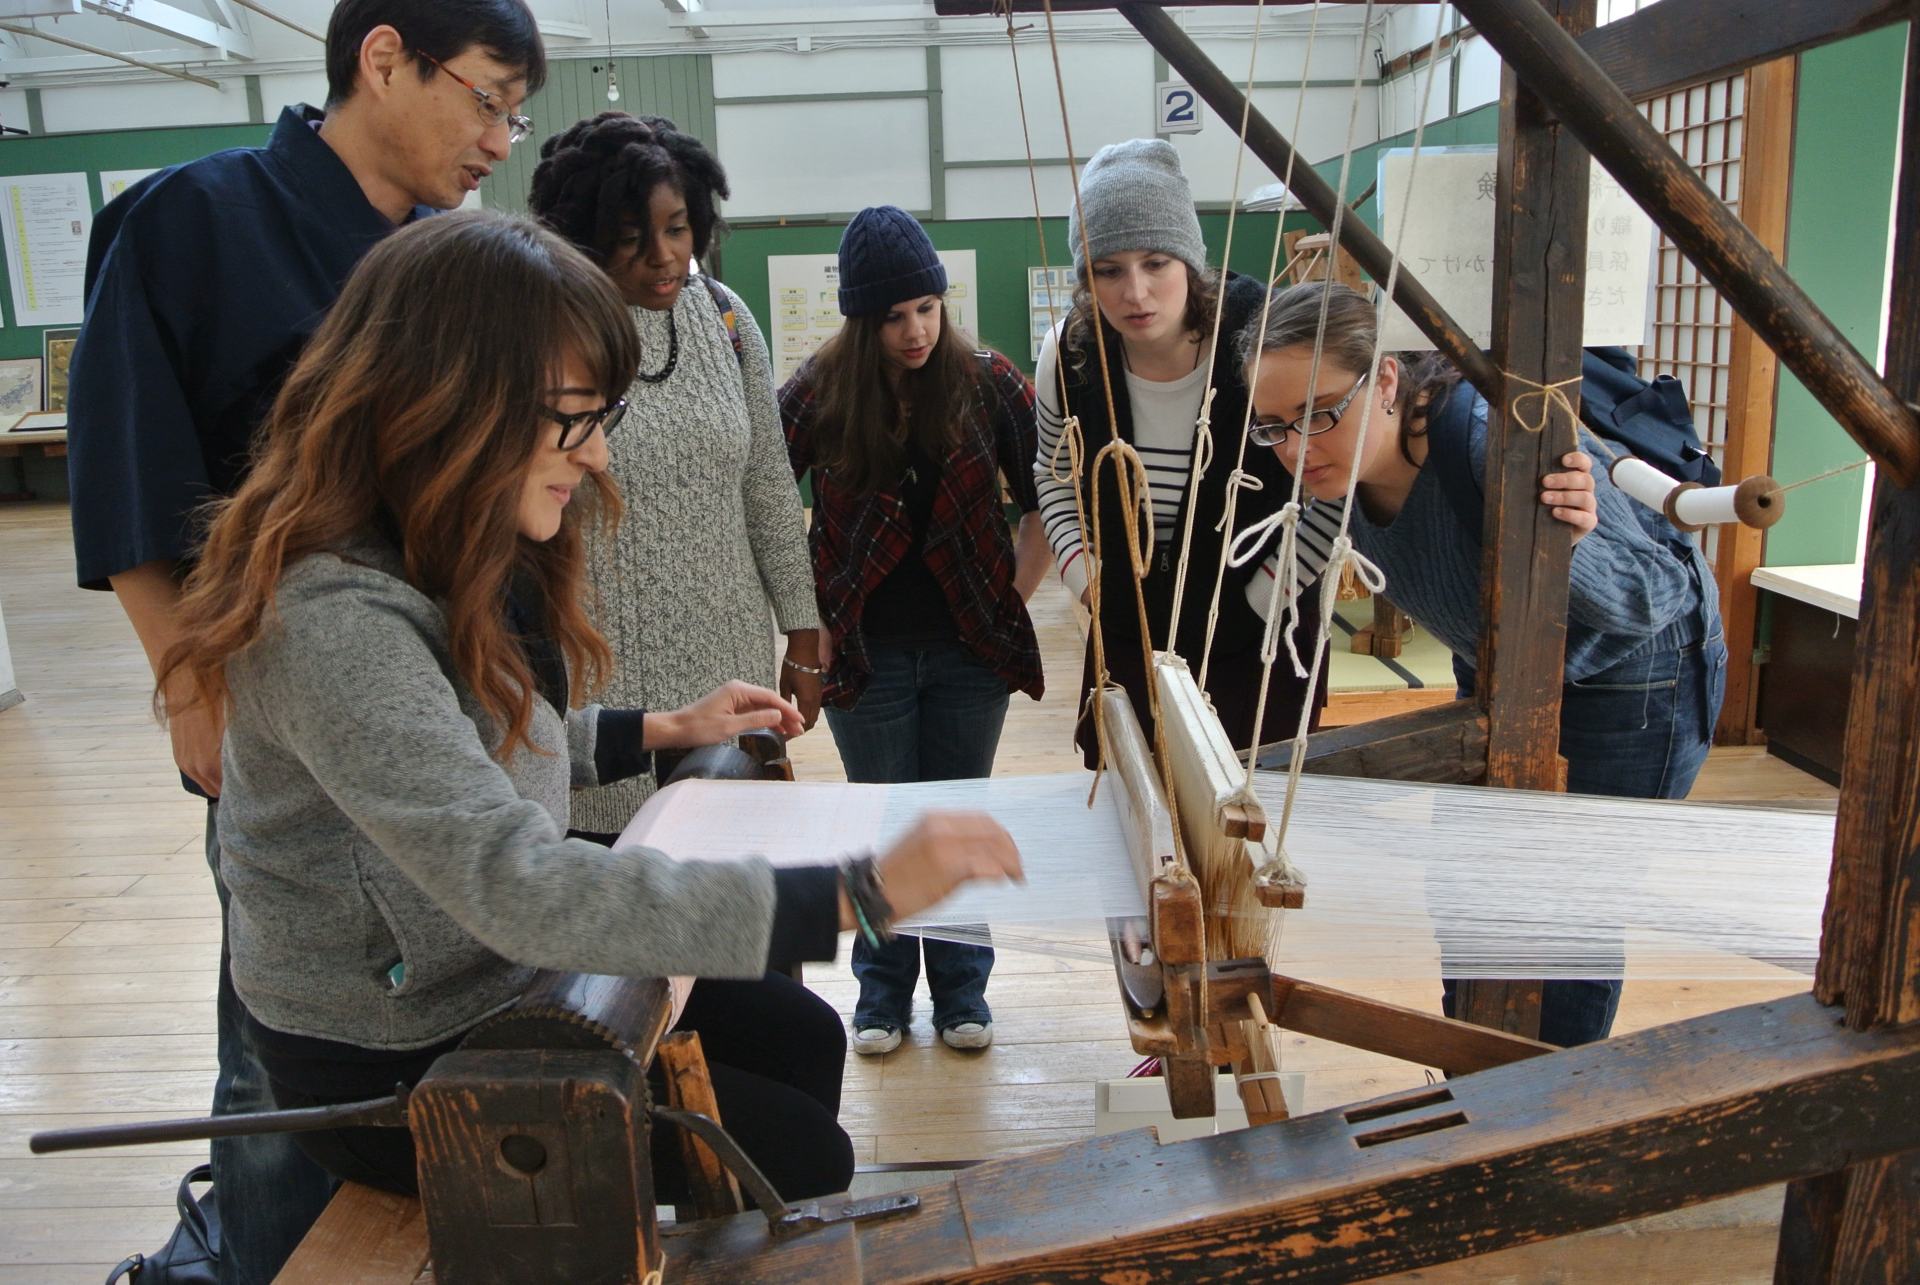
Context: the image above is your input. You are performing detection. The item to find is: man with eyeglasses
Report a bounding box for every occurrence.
[66,3,543,1280]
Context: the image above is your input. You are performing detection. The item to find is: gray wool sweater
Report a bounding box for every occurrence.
[218,543,791,1051]
[572,280,819,835]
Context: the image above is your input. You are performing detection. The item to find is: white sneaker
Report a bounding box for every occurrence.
[852,1026,902,1055]
[940,1021,993,1050]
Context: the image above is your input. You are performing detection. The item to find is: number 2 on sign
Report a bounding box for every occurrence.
[1157,82,1203,135]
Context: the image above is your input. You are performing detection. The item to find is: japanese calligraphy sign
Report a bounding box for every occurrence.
[1375,146,1654,351]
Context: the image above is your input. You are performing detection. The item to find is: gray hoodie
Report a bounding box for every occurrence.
[218,543,782,1051]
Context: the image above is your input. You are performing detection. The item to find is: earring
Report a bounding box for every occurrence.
[1385,401,1397,417]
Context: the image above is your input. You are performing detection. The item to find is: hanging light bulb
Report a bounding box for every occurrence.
[603,0,620,104]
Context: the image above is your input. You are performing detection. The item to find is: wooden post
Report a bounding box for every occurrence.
[1715,57,1797,744]
[1452,0,1596,1040]
[1776,15,1920,1281]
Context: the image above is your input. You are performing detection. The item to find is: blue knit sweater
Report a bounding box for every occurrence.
[1333,393,1718,682]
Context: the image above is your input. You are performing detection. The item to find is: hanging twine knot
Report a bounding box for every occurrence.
[1319,533,1387,636]
[1229,501,1312,678]
[1194,387,1220,439]
[1215,468,1266,533]
[1048,413,1086,484]
[1505,371,1584,438]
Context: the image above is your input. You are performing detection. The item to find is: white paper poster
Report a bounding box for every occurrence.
[0,173,93,327]
[1377,147,1654,351]
[1027,266,1073,362]
[100,168,161,203]
[766,249,979,383]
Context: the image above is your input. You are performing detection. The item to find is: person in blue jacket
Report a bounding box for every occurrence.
[1240,282,1726,1047]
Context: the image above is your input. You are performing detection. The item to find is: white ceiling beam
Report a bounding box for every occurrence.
[225,0,320,44]
[658,0,705,41]
[666,4,933,29]
[0,19,219,84]
[0,44,227,73]
[87,0,253,58]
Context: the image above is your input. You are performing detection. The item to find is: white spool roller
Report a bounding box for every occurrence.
[1609,456,1786,532]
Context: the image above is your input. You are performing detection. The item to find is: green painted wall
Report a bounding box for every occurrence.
[480,55,715,216]
[1765,25,1907,567]
[0,120,271,359]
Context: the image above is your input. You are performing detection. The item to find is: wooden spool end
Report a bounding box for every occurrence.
[1660,480,1708,533]
[1734,473,1787,529]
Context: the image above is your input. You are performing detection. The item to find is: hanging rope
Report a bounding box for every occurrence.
[1256,0,1453,864]
[1197,0,1329,694]
[1164,0,1271,652]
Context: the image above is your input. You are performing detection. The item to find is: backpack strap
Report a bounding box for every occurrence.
[1422,381,1486,550]
[698,274,745,368]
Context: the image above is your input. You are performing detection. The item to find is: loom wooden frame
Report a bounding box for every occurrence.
[660,0,1919,1277]
[279,1,1920,1277]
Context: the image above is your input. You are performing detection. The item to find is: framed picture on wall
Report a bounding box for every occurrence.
[42,327,79,412]
[0,358,41,422]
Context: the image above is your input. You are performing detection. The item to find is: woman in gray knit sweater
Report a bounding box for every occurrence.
[529,113,822,839]
[156,212,1021,1212]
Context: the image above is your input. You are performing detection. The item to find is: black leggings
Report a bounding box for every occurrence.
[247,972,854,1205]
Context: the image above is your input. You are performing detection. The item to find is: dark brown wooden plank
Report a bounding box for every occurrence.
[1116,2,1502,398]
[1260,697,1489,785]
[1457,0,1598,1043]
[661,994,1920,1282]
[1453,0,1920,487]
[1776,17,1920,1278]
[1271,976,1554,1076]
[1576,0,1908,104]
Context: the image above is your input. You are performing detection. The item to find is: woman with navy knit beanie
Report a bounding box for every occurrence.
[1034,139,1331,765]
[780,206,1050,1055]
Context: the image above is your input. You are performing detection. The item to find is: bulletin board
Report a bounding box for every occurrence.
[766,249,979,382]
[1376,145,1654,350]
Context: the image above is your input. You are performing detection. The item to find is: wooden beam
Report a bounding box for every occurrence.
[1575,0,1907,105]
[1455,0,1597,1042]
[1452,0,1920,488]
[1117,2,1503,398]
[1714,57,1797,745]
[1260,697,1489,785]
[1776,18,1920,1278]
[1270,976,1554,1077]
[664,994,1920,1283]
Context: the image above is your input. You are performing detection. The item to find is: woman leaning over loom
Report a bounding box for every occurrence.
[1240,280,1725,1047]
[780,206,1050,1057]
[1035,139,1334,766]
[157,211,1021,1206]
[527,112,823,842]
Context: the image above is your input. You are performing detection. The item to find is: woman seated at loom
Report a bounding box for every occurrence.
[1239,280,1726,1046]
[155,210,1022,1207]
[779,206,1049,1057]
[1033,139,1332,765]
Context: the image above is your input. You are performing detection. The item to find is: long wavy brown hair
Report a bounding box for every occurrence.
[803,296,978,496]
[159,210,639,760]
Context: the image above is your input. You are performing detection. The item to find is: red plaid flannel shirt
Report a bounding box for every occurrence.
[780,351,1044,708]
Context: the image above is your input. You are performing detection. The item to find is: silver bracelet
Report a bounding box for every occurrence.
[782,656,827,676]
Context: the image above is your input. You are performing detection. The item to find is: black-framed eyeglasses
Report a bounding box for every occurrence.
[416,49,534,144]
[1248,371,1371,447]
[540,398,628,450]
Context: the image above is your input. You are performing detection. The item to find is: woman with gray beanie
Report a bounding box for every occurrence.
[1033,138,1339,763]
[781,206,1050,1055]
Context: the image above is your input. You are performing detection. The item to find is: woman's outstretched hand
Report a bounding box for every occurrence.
[645,680,804,749]
[851,811,1024,927]
[1542,450,1599,546]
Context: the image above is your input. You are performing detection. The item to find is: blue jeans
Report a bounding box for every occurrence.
[204,804,337,1283]
[825,642,1007,1032]
[1443,632,1728,1046]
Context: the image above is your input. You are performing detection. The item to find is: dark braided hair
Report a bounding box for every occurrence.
[527,112,729,262]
